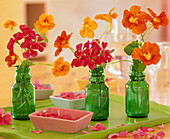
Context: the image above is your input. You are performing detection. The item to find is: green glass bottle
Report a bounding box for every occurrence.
[125,66,149,117]
[85,65,109,121]
[11,66,35,119]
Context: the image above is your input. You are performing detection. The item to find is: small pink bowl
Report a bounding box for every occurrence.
[29,107,93,133]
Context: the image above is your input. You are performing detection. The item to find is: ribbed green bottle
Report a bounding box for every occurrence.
[85,65,109,121]
[11,66,35,119]
[125,66,149,117]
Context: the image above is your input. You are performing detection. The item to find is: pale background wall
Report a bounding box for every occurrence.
[0,0,169,107]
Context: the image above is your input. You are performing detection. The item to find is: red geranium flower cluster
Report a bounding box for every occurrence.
[71,40,113,70]
[7,25,46,59]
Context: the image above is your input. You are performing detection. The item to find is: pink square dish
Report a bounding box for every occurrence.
[29,107,93,133]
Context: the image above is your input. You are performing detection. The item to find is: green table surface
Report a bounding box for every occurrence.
[0,94,170,139]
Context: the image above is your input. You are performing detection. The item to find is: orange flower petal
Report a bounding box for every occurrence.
[138,12,151,23]
[109,7,118,19]
[52,57,70,77]
[87,29,95,38]
[3,20,17,31]
[79,16,97,38]
[89,19,98,30]
[54,30,72,50]
[94,14,106,21]
[132,23,147,35]
[135,42,162,66]
[159,12,169,27]
[129,5,141,16]
[152,54,161,64]
[147,8,156,17]
[131,48,143,60]
[34,13,55,34]
[55,48,62,57]
[79,29,87,38]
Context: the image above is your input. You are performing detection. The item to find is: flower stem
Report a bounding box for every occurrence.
[68,46,75,53]
[92,38,103,50]
[140,26,153,45]
[33,62,54,67]
[99,24,110,40]
[110,60,133,64]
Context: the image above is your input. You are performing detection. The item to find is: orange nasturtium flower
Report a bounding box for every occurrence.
[147,8,169,29]
[122,5,150,35]
[3,20,17,31]
[54,31,73,57]
[94,7,118,32]
[79,16,98,38]
[131,42,161,66]
[5,50,18,67]
[34,13,55,34]
[52,57,70,77]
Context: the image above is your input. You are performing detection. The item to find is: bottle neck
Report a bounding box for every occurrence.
[15,66,31,83]
[89,66,105,83]
[129,66,145,81]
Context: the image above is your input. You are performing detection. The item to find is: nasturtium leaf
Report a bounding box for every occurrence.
[133,59,146,72]
[110,49,115,54]
[124,41,139,55]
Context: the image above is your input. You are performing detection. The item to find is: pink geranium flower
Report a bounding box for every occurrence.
[0,108,12,126]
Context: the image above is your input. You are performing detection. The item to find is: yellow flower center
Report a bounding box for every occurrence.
[129,17,137,23]
[11,55,15,60]
[144,53,151,60]
[84,24,90,29]
[153,18,161,23]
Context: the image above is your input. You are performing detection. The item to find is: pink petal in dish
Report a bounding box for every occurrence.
[132,134,140,139]
[119,130,130,137]
[140,126,148,132]
[81,130,88,134]
[108,133,119,138]
[116,124,126,127]
[148,134,158,139]
[88,126,97,131]
[30,129,42,134]
[157,131,165,137]
[47,86,52,89]
[157,124,165,129]
[95,123,107,131]
[139,132,147,136]
[148,128,155,132]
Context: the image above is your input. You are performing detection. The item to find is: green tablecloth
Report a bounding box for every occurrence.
[0,94,170,139]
